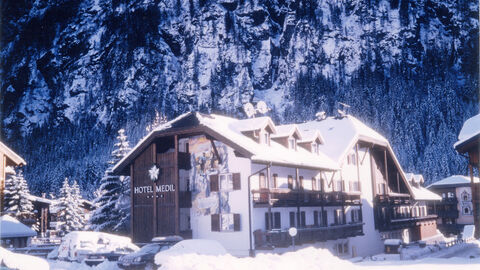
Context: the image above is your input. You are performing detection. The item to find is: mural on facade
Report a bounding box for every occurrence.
[189,135,231,216]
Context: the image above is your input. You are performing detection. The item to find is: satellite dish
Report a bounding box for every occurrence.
[315,111,326,121]
[256,101,269,115]
[243,103,256,118]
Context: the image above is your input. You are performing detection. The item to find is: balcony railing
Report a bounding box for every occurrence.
[377,214,437,231]
[439,197,458,205]
[375,193,411,205]
[254,223,364,249]
[251,189,361,207]
[437,209,459,219]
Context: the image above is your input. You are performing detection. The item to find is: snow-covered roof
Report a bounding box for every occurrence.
[0,141,26,166]
[297,116,389,164]
[298,129,325,144]
[0,215,37,238]
[234,116,277,133]
[405,173,424,185]
[271,124,302,139]
[114,112,338,174]
[427,175,480,188]
[408,185,441,201]
[384,239,402,245]
[28,195,53,204]
[454,114,480,150]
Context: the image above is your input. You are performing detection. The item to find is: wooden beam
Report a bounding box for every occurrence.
[130,163,134,241]
[370,147,377,198]
[327,171,336,189]
[153,143,157,237]
[355,143,361,191]
[470,164,480,238]
[384,149,389,194]
[174,135,180,235]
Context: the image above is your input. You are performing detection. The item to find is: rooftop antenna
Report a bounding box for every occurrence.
[315,111,327,121]
[243,102,256,118]
[337,102,351,118]
[255,101,270,115]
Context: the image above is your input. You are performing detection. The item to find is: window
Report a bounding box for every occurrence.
[314,211,319,226]
[312,143,318,154]
[211,214,240,232]
[288,138,296,150]
[211,173,241,192]
[259,173,266,189]
[289,212,296,227]
[351,154,357,165]
[288,175,294,189]
[300,211,306,227]
[312,177,317,191]
[265,212,281,230]
[334,209,344,225]
[351,209,362,223]
[264,132,270,145]
[335,243,349,255]
[272,174,278,188]
[335,180,343,192]
[464,207,471,215]
[299,176,304,190]
[220,173,233,190]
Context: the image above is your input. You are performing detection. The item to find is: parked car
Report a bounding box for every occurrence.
[154,239,227,267]
[84,246,138,266]
[117,236,183,270]
[57,231,138,262]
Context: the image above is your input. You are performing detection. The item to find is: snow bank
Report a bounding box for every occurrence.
[0,247,49,270]
[159,247,353,270]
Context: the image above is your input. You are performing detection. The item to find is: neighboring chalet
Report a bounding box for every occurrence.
[0,215,36,248]
[113,112,440,257]
[454,113,480,238]
[0,141,26,210]
[427,175,479,235]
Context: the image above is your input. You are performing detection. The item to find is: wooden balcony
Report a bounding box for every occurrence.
[375,193,411,205]
[376,214,437,231]
[438,197,458,205]
[251,189,361,207]
[437,209,459,219]
[254,223,364,249]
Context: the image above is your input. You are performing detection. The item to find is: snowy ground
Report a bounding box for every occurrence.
[47,241,480,270]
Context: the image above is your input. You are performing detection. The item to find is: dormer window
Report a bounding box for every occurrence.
[311,142,320,154]
[288,138,296,150]
[263,132,270,145]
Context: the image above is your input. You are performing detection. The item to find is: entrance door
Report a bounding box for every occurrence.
[155,152,178,236]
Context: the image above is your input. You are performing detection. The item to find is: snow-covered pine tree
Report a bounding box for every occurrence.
[57,178,84,234]
[146,110,167,132]
[89,129,131,234]
[3,167,37,229]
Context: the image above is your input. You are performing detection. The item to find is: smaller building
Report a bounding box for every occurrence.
[0,215,37,248]
[0,141,26,210]
[427,175,480,235]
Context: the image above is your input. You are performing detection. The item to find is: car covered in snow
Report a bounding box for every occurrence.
[84,246,139,266]
[117,235,183,270]
[57,231,138,263]
[153,239,227,267]
[0,247,50,270]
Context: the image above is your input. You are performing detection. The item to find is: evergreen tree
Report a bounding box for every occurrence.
[57,178,84,234]
[3,167,37,230]
[89,129,131,234]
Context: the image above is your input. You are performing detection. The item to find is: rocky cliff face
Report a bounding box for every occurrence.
[1,0,478,195]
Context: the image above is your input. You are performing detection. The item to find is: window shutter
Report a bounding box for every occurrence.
[314,211,318,226]
[334,211,338,225]
[322,211,328,226]
[359,208,363,221]
[211,214,220,231]
[274,212,281,229]
[233,173,241,190]
[265,212,270,230]
[210,174,219,192]
[234,214,241,231]
[289,212,295,227]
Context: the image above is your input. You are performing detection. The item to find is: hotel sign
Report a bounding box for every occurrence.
[134,184,176,194]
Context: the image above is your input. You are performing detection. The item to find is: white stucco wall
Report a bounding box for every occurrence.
[456,186,474,225]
